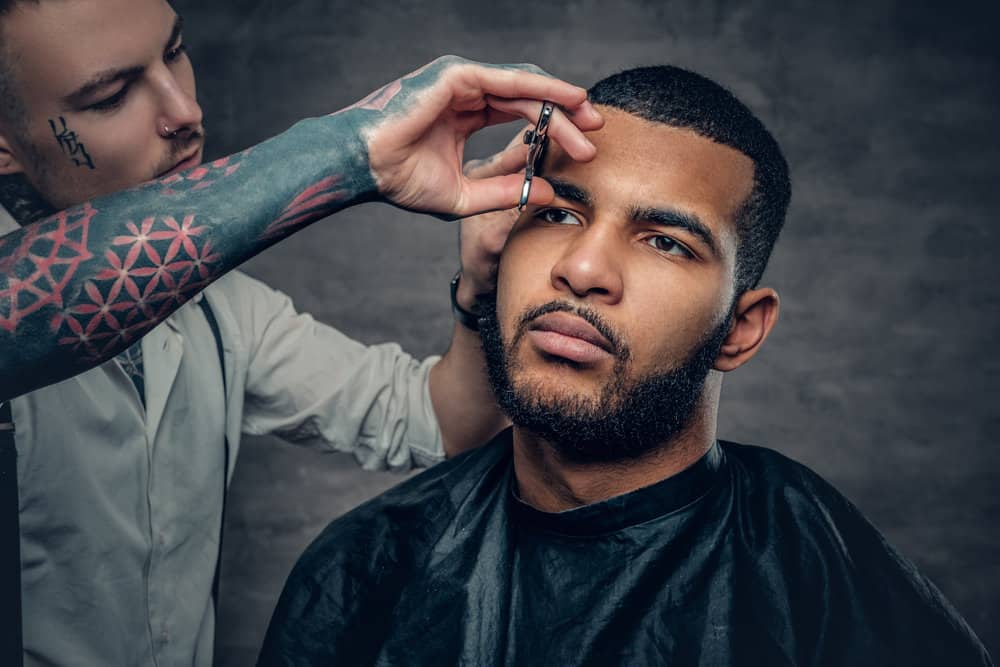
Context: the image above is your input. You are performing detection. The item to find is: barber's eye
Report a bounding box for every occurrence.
[536,208,581,225]
[165,42,187,64]
[646,235,692,258]
[87,86,129,112]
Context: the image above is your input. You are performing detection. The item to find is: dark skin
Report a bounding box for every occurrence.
[491,110,780,511]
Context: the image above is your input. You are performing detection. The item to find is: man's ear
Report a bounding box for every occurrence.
[0,133,26,175]
[714,287,779,372]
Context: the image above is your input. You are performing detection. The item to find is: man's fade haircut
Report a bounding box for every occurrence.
[588,66,791,293]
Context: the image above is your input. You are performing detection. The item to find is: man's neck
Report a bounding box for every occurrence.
[0,174,56,226]
[510,403,719,514]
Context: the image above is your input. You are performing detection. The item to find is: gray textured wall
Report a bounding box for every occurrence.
[170,0,999,663]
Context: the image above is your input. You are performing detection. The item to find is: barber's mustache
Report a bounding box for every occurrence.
[153,126,207,178]
[515,300,628,360]
[167,126,206,158]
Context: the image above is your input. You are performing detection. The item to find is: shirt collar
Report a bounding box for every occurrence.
[0,204,18,235]
[508,432,726,537]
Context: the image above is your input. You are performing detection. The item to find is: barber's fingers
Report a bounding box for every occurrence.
[455,172,556,217]
[463,141,529,179]
[450,106,521,138]
[483,96,600,162]
[454,61,591,113]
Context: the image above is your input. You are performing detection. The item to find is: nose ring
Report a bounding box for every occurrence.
[163,124,178,138]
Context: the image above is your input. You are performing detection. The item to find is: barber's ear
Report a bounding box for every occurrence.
[0,134,26,175]
[714,287,779,372]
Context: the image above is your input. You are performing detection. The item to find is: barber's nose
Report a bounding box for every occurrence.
[155,71,203,139]
[549,225,624,305]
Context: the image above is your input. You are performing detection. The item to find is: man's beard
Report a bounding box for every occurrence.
[479,294,732,464]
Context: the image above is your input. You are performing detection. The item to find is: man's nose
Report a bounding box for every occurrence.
[549,224,624,305]
[154,69,203,139]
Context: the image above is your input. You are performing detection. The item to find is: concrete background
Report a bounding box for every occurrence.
[170,0,999,662]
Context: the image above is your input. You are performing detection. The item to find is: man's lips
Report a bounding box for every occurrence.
[526,311,614,364]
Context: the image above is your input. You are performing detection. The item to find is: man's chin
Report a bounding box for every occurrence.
[509,373,608,413]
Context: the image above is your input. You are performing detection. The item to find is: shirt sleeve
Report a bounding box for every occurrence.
[230,272,444,471]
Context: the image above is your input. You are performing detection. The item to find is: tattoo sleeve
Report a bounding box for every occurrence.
[0,113,375,400]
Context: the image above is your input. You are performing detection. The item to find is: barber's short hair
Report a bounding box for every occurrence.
[0,0,39,130]
[589,66,791,293]
[0,0,39,15]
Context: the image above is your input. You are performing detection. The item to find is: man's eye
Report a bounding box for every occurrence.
[536,208,581,225]
[646,235,692,258]
[165,42,187,64]
[87,86,129,112]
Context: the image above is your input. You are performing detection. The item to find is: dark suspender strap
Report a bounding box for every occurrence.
[197,297,229,609]
[0,400,23,666]
[0,302,226,666]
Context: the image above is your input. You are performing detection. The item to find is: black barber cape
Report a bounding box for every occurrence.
[259,429,991,667]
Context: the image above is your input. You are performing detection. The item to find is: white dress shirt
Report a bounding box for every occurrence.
[1,211,443,666]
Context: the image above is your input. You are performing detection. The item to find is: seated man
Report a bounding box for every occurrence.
[257,66,992,666]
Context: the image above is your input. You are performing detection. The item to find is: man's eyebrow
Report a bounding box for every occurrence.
[545,177,593,208]
[61,15,184,108]
[631,206,721,258]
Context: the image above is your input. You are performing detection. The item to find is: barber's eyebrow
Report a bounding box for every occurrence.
[545,177,593,208]
[62,15,184,108]
[167,15,185,51]
[631,206,720,258]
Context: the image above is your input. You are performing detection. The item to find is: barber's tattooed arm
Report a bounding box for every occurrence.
[0,56,601,400]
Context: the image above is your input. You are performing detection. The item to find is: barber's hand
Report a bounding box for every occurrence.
[454,132,527,308]
[344,55,603,219]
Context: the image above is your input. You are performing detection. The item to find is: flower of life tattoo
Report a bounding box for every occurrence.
[49,116,95,170]
[50,213,220,359]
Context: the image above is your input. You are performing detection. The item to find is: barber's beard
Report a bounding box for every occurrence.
[479,294,732,464]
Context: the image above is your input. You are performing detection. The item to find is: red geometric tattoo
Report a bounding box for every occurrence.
[0,203,96,332]
[261,175,350,240]
[51,213,220,359]
[335,60,436,116]
[342,80,403,114]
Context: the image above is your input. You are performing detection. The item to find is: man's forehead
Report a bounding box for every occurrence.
[542,107,755,226]
[3,0,178,100]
